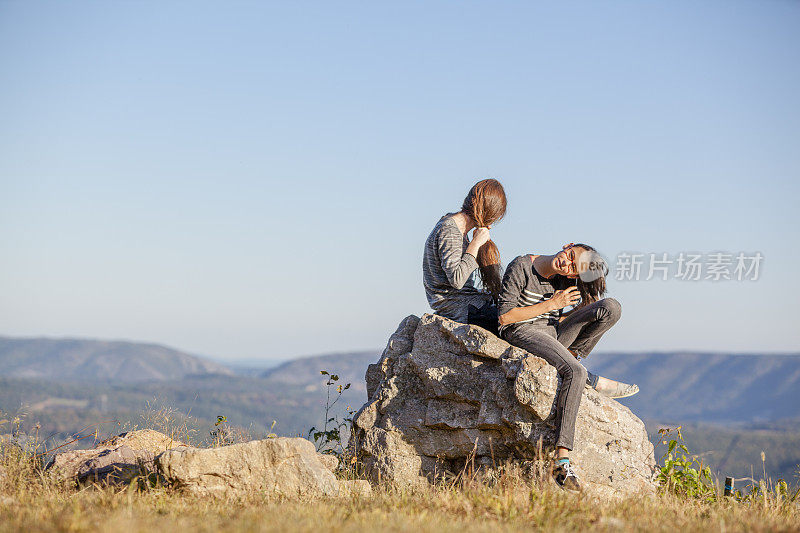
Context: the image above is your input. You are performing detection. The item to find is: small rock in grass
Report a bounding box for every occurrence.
[317,453,339,472]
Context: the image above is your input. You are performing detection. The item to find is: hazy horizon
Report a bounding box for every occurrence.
[2,332,800,365]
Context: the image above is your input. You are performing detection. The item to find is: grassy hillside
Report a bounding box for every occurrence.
[1,438,799,533]
[2,480,799,532]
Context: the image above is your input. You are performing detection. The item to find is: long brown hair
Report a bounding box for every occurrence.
[461,179,507,300]
[558,243,608,307]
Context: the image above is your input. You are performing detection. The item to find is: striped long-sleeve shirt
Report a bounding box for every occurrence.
[422,214,493,323]
[497,255,572,335]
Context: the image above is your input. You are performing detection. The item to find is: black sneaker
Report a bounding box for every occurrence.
[553,461,582,492]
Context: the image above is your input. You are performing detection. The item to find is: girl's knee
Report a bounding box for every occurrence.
[575,363,588,382]
[598,297,622,321]
[562,359,588,382]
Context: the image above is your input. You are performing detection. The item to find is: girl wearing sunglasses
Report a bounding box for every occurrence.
[496,243,637,492]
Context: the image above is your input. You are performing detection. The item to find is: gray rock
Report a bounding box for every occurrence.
[46,429,189,485]
[317,453,339,472]
[350,314,657,499]
[154,437,341,497]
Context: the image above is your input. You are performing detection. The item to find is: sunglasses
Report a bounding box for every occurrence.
[565,247,578,276]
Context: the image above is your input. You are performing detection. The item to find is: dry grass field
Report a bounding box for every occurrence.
[2,437,799,533]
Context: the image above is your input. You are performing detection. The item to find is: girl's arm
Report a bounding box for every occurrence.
[499,287,582,326]
[499,300,557,326]
[438,226,489,289]
[465,227,490,258]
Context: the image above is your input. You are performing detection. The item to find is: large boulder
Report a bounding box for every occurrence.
[350,314,657,499]
[46,429,189,485]
[155,437,343,497]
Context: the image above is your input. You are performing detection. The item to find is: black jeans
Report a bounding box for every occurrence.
[467,301,499,336]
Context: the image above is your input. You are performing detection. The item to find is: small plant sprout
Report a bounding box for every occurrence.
[209,415,235,447]
[308,369,354,457]
[266,420,277,439]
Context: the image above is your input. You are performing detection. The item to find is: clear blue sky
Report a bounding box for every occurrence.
[1,1,798,360]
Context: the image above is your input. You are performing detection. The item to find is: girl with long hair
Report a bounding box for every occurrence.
[422,179,506,332]
[496,243,637,492]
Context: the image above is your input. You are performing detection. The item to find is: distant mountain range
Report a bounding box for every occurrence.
[250,349,800,427]
[0,337,378,448]
[0,337,232,382]
[2,335,799,425]
[260,352,377,385]
[586,352,800,424]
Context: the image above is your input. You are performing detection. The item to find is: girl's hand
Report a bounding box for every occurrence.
[551,286,581,310]
[471,227,491,249]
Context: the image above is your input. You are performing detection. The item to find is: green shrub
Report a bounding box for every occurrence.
[657,427,716,501]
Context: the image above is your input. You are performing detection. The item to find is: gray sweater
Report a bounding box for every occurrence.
[422,214,492,323]
[497,255,572,335]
